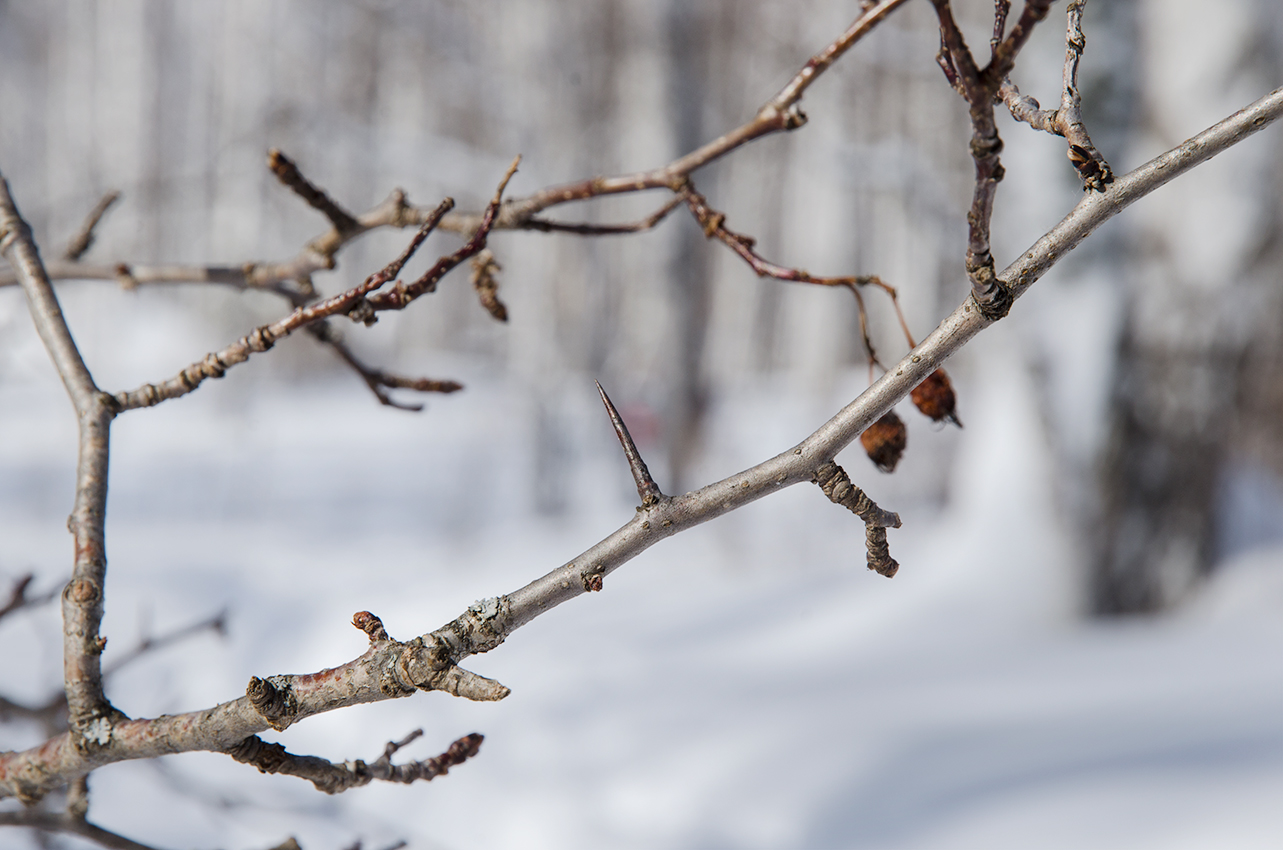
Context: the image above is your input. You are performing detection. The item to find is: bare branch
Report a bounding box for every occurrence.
[64,192,121,262]
[679,184,918,361]
[596,382,664,508]
[225,730,484,795]
[0,174,118,737]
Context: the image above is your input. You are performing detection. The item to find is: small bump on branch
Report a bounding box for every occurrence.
[596,382,664,507]
[352,610,390,642]
[813,460,901,577]
[246,676,299,732]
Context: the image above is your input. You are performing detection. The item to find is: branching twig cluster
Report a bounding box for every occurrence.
[4,1,1283,848]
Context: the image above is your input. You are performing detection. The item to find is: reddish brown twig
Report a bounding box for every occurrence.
[268,149,360,235]
[523,195,684,235]
[111,192,463,411]
[308,322,462,412]
[365,157,519,311]
[679,185,918,365]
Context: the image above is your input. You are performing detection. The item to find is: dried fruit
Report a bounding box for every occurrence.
[860,411,907,473]
[910,369,961,427]
[471,249,508,322]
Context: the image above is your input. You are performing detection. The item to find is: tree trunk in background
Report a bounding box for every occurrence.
[662,0,714,492]
[1092,0,1278,613]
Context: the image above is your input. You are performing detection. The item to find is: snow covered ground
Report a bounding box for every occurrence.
[3,303,1283,850]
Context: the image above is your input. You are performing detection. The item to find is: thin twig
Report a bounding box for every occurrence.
[0,1,912,297]
[523,195,684,235]
[64,191,120,262]
[268,149,360,235]
[309,322,463,412]
[679,184,917,357]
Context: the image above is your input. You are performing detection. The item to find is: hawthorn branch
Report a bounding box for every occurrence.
[813,460,901,577]
[3,76,1280,813]
[268,149,360,235]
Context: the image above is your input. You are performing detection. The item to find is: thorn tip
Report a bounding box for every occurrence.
[596,381,664,506]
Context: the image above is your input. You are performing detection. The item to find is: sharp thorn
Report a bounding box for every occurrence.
[596,381,664,506]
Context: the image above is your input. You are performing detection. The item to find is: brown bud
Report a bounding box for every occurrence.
[352,611,390,642]
[860,411,907,473]
[910,369,961,427]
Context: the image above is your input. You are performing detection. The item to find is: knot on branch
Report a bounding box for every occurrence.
[1068,143,1114,193]
[247,675,299,731]
[352,610,390,642]
[581,566,605,593]
[966,261,1013,321]
[394,635,510,702]
[226,734,291,773]
[813,460,901,577]
[346,298,377,326]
